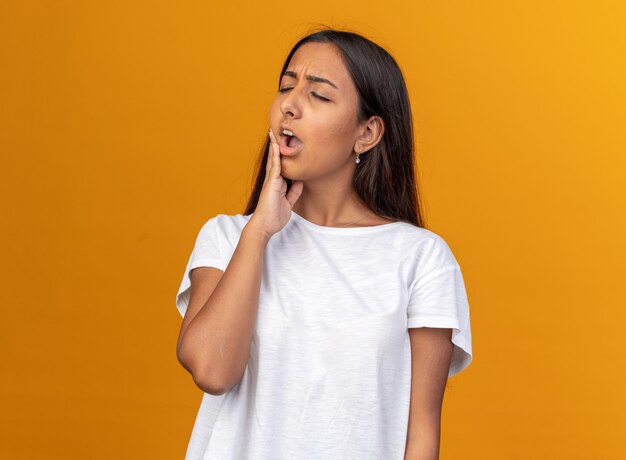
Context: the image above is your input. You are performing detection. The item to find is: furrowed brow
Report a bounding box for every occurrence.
[282,70,339,89]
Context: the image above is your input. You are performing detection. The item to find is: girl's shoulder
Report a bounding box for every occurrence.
[201,212,252,234]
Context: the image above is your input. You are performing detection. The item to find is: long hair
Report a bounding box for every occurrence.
[243,28,426,228]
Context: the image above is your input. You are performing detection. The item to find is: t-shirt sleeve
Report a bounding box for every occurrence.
[406,235,473,378]
[175,215,228,318]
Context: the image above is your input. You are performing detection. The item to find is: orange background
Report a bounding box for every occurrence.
[2,1,625,458]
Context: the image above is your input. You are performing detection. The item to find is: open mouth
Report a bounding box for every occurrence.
[281,129,298,146]
[279,129,303,155]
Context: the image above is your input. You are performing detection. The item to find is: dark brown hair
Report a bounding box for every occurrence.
[243,28,425,228]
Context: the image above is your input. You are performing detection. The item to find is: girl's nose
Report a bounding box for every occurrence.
[280,87,302,119]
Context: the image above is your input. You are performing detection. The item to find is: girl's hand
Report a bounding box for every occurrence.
[247,129,304,239]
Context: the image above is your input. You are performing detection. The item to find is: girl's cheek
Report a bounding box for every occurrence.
[325,116,352,138]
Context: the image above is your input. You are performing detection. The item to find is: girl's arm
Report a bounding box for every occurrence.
[176,222,271,395]
[177,130,301,396]
[404,327,454,460]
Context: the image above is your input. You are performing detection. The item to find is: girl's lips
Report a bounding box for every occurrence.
[279,134,303,156]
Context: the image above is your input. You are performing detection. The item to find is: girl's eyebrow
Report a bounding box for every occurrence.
[281,70,339,90]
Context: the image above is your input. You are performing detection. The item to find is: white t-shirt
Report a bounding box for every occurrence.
[176,210,473,460]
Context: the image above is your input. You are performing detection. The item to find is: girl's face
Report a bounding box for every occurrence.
[269,42,364,181]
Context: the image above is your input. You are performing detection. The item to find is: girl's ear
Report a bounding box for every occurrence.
[353,116,385,153]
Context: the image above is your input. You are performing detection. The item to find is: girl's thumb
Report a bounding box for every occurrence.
[286,180,304,206]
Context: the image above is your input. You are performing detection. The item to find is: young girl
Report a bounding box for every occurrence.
[175,28,473,460]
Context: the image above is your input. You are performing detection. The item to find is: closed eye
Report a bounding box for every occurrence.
[278,87,330,102]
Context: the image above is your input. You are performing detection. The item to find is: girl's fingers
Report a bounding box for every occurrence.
[265,131,273,176]
[266,129,277,178]
[268,129,280,177]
